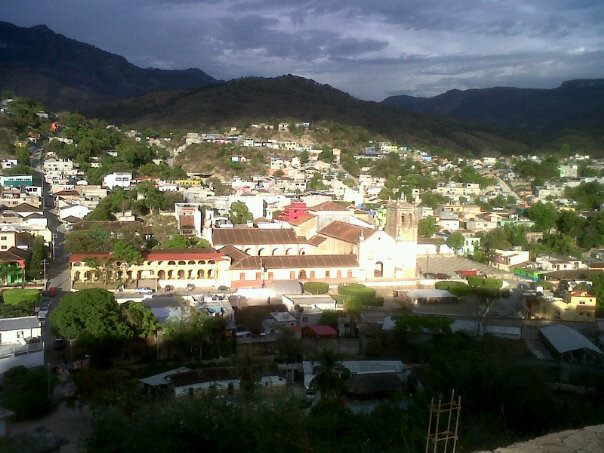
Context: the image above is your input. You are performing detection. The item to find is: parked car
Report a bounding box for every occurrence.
[135,287,154,295]
[186,284,195,291]
[54,337,66,351]
[164,285,174,291]
[47,287,58,297]
[217,285,230,292]
[37,310,48,323]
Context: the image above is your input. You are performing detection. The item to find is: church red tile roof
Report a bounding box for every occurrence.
[229,254,358,270]
[317,221,375,244]
[309,201,350,212]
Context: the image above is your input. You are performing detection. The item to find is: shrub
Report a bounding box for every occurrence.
[304,282,329,295]
[435,281,473,297]
[338,283,379,306]
[0,366,53,420]
[467,276,503,289]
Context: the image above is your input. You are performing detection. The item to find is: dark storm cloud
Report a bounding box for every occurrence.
[1,0,603,99]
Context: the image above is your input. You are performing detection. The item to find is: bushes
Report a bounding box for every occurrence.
[304,282,329,295]
[0,366,53,420]
[338,283,381,306]
[436,279,502,299]
[467,276,503,289]
[435,281,473,297]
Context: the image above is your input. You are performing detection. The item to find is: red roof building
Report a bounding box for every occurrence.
[303,325,337,338]
[277,201,309,224]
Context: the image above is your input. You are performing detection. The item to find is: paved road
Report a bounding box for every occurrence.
[416,254,510,277]
[42,187,71,365]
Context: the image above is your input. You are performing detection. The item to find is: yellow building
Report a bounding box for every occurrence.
[549,291,597,322]
[70,249,231,290]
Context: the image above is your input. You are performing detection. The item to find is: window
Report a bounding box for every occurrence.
[0,236,6,240]
[239,272,245,281]
[1,246,6,250]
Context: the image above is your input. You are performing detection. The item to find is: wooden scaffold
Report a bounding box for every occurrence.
[425,389,461,453]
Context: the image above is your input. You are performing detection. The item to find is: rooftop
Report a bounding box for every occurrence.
[212,227,303,246]
[317,221,375,244]
[0,316,40,332]
[539,324,602,355]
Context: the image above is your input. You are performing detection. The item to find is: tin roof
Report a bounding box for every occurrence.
[212,227,303,245]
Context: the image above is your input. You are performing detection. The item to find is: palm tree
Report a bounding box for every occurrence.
[310,350,350,400]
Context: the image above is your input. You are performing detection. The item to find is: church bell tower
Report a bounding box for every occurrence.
[385,200,419,242]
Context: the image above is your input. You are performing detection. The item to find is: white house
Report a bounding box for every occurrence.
[0,317,44,375]
[103,172,132,189]
[59,204,91,220]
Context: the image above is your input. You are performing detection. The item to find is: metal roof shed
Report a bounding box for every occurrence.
[539,324,603,364]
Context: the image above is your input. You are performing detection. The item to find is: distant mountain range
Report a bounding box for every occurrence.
[0,21,217,110]
[382,80,604,134]
[1,21,603,155]
[87,75,529,155]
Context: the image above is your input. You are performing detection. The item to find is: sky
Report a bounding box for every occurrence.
[2,0,604,100]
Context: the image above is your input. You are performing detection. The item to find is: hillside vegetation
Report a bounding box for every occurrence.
[383,79,604,154]
[89,75,529,156]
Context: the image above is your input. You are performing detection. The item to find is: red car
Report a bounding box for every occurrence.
[47,287,58,297]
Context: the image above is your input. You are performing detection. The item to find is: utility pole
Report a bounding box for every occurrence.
[42,259,47,288]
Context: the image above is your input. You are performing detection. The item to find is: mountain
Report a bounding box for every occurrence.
[382,80,604,134]
[88,75,529,155]
[0,21,217,110]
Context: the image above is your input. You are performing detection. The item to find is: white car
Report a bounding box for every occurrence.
[37,310,48,322]
[135,287,154,295]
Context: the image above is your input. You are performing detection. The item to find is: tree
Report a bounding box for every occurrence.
[310,350,351,400]
[0,366,53,420]
[299,150,309,164]
[556,210,581,237]
[66,228,111,253]
[113,240,142,264]
[274,328,302,363]
[527,202,558,232]
[165,234,211,249]
[16,147,31,167]
[27,236,45,280]
[229,201,253,224]
[318,149,334,163]
[446,232,465,252]
[122,302,159,338]
[418,216,439,238]
[590,273,604,313]
[420,191,449,209]
[208,177,232,196]
[49,288,132,342]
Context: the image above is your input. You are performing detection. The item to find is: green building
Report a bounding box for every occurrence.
[0,174,33,188]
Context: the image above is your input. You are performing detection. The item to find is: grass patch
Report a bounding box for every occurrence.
[303,282,329,295]
[3,288,39,307]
